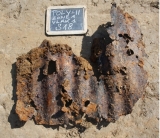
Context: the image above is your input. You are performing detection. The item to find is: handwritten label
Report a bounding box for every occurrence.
[50,8,83,31]
[46,6,87,35]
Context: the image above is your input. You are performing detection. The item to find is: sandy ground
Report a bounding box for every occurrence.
[0,0,159,138]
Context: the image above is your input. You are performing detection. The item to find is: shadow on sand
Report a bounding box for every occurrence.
[8,63,26,128]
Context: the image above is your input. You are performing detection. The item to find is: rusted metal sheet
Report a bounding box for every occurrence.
[16,4,147,127]
[16,40,98,125]
[91,3,147,121]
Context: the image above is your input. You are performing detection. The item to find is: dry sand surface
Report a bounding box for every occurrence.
[0,0,159,138]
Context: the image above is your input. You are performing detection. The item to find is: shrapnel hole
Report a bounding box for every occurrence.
[118,34,123,37]
[85,100,90,107]
[48,60,56,75]
[127,49,134,56]
[37,66,45,81]
[124,33,131,40]
[65,99,72,107]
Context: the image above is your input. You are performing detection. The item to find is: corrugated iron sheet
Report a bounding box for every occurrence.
[16,4,147,127]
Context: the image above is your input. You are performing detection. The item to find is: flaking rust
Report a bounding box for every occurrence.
[91,3,147,121]
[16,4,147,127]
[16,40,97,125]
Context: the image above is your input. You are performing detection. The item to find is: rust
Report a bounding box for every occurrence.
[16,4,147,127]
[91,3,147,121]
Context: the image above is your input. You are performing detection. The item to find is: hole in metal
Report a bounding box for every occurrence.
[65,99,72,107]
[84,100,90,107]
[48,60,56,75]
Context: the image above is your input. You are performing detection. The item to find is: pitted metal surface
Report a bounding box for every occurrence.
[16,4,147,127]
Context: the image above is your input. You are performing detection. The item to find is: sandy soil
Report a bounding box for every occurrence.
[0,0,159,138]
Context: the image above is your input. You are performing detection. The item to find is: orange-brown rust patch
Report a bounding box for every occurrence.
[74,56,92,80]
[62,79,69,88]
[16,100,34,121]
[138,59,144,67]
[125,12,134,25]
[49,43,73,56]
[82,102,97,114]
[75,119,82,124]
[16,58,31,76]
[47,92,53,107]
[138,40,145,48]
[35,114,48,125]
[61,106,69,112]
[75,57,92,71]
[84,74,89,80]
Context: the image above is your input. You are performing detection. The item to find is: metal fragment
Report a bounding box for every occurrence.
[16,4,147,127]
